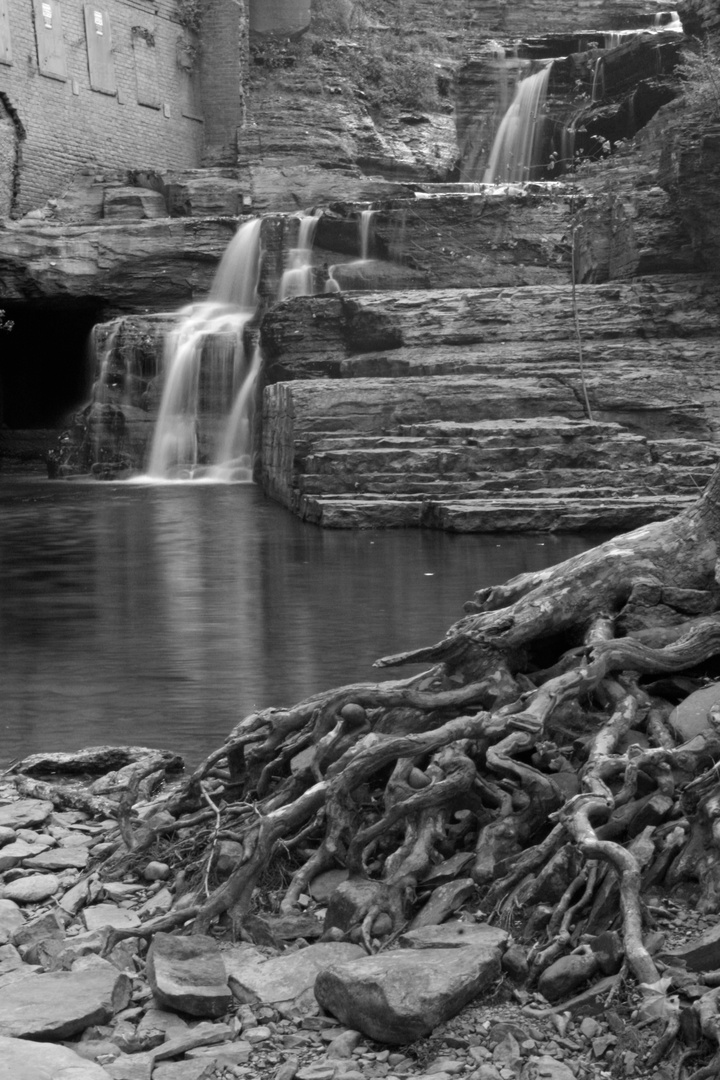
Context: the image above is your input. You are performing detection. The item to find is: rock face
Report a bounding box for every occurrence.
[259,275,720,530]
[314,943,502,1044]
[0,961,130,1039]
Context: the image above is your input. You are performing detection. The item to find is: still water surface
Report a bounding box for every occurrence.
[0,479,602,769]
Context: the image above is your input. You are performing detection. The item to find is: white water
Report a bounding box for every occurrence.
[278,212,319,301]
[324,208,378,293]
[483,62,553,184]
[145,218,262,481]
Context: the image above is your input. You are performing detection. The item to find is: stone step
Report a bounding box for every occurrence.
[296,466,714,498]
[303,439,654,475]
[652,439,720,466]
[299,493,696,531]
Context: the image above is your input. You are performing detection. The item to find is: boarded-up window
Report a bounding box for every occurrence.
[84,5,116,94]
[0,0,12,66]
[132,27,159,108]
[33,0,66,80]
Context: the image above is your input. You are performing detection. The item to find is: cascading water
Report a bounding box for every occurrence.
[324,208,377,293]
[278,212,320,301]
[483,61,553,183]
[145,217,262,482]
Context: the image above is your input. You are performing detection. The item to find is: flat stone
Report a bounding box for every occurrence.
[185,1040,252,1062]
[0,828,16,847]
[0,800,53,829]
[400,922,508,951]
[314,945,501,1044]
[23,846,89,871]
[84,904,142,931]
[2,874,60,904]
[0,1034,113,1078]
[225,942,365,1008]
[104,1054,154,1080]
[146,934,232,1019]
[150,1021,234,1060]
[0,960,130,1039]
[152,1062,214,1080]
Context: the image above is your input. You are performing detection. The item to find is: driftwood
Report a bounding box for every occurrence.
[17,467,720,1066]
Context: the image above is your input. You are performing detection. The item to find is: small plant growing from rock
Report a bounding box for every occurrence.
[677,38,720,118]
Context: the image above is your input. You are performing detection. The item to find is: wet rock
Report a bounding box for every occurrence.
[225,942,365,1009]
[0,1033,113,1078]
[314,945,501,1044]
[146,933,232,1018]
[0,959,130,1039]
[537,951,600,1002]
[0,799,54,829]
[2,873,60,904]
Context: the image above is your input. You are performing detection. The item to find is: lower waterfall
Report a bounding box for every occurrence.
[145,218,263,481]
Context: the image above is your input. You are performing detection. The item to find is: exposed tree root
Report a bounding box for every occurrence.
[15,470,720,1072]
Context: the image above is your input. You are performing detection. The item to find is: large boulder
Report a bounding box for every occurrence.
[0,1035,112,1079]
[314,945,501,1044]
[225,942,365,1010]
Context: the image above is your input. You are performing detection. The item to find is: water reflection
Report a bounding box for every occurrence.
[0,479,604,768]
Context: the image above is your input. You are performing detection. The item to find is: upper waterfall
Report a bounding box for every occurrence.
[483,62,553,184]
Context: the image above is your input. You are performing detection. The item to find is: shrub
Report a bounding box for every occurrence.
[676,38,720,119]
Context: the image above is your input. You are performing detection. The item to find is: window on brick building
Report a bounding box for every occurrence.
[33,0,67,80]
[0,0,11,66]
[132,25,160,108]
[83,4,116,94]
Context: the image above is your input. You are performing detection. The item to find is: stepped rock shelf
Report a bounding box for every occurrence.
[260,274,720,531]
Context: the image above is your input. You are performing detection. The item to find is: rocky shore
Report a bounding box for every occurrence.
[0,728,718,1080]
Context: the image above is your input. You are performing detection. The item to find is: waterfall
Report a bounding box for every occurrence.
[359,209,375,261]
[483,62,553,184]
[278,212,319,301]
[145,217,262,481]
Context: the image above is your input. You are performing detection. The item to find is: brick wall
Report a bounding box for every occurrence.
[0,0,208,213]
[198,0,245,164]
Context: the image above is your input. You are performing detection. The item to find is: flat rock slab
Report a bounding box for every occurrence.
[225,942,365,1008]
[314,945,501,1044]
[399,922,508,951]
[23,846,89,871]
[84,903,142,931]
[0,799,53,829]
[0,962,130,1039]
[147,933,232,1018]
[0,1034,112,1079]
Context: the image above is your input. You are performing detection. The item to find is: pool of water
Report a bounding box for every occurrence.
[0,478,603,769]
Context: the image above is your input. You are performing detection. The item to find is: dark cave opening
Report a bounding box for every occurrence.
[0,301,103,428]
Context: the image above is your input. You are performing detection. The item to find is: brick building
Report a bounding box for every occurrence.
[0,0,249,215]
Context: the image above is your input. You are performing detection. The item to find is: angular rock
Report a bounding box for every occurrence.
[408,878,476,929]
[146,934,232,1018]
[11,910,65,963]
[309,868,350,903]
[0,1034,113,1078]
[0,839,52,871]
[0,899,24,943]
[225,942,365,1009]
[0,799,53,829]
[521,1056,577,1080]
[150,1021,234,1060]
[104,1054,154,1080]
[314,945,501,1044]
[2,874,59,904]
[669,682,720,741]
[0,960,130,1038]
